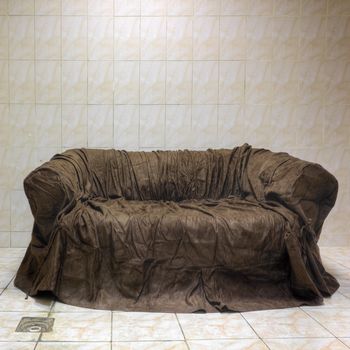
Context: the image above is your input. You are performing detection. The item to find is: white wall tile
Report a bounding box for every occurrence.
[323,60,350,106]
[194,0,220,16]
[0,104,9,147]
[114,105,139,150]
[299,16,326,61]
[167,17,192,60]
[62,0,87,15]
[0,189,10,231]
[167,0,193,16]
[115,61,139,104]
[35,104,61,147]
[326,16,350,60]
[140,105,165,148]
[36,60,61,104]
[88,61,114,104]
[88,16,113,60]
[1,0,350,246]
[10,231,31,248]
[10,190,33,231]
[0,232,10,247]
[298,60,325,105]
[219,16,246,60]
[35,0,61,15]
[329,0,350,16]
[193,16,219,60]
[166,61,192,104]
[246,16,273,60]
[191,105,217,149]
[245,61,272,105]
[9,16,35,59]
[0,16,8,59]
[218,105,246,148]
[88,105,114,148]
[140,61,166,104]
[270,104,297,149]
[141,17,166,60]
[192,61,218,104]
[246,0,273,15]
[273,17,299,60]
[61,61,88,104]
[219,61,244,104]
[114,17,140,60]
[272,60,298,105]
[0,60,8,103]
[324,105,350,148]
[8,104,36,148]
[62,105,88,148]
[88,0,113,16]
[141,0,167,16]
[9,60,35,103]
[274,0,299,16]
[115,0,140,16]
[0,0,7,15]
[295,104,324,148]
[62,16,87,60]
[165,105,191,149]
[301,0,327,16]
[35,16,61,60]
[8,0,34,15]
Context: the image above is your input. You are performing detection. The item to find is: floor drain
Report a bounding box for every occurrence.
[15,317,54,333]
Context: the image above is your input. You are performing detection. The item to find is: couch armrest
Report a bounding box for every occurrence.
[243,148,338,241]
[24,149,89,246]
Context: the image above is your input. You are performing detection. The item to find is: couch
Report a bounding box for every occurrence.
[14,144,339,312]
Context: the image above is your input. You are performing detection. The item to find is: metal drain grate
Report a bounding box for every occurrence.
[15,317,54,333]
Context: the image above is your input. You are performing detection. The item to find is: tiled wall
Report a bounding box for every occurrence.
[0,0,349,247]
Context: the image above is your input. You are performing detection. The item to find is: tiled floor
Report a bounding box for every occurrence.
[0,247,349,349]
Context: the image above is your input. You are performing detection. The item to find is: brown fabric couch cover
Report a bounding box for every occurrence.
[14,144,339,312]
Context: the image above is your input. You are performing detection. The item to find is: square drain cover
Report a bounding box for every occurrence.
[15,317,54,333]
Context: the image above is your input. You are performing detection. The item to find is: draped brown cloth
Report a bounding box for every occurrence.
[14,144,339,312]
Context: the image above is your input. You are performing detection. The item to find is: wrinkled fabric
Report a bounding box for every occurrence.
[14,144,339,312]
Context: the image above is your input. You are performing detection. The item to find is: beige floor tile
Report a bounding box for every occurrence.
[36,342,111,350]
[177,313,257,340]
[340,287,350,298]
[242,308,332,338]
[41,311,112,342]
[52,300,97,313]
[321,248,350,268]
[339,338,350,347]
[188,339,268,349]
[113,312,184,342]
[304,308,350,338]
[264,338,348,350]
[0,288,52,312]
[113,341,188,350]
[0,248,27,258]
[0,271,14,288]
[0,342,36,350]
[0,311,47,341]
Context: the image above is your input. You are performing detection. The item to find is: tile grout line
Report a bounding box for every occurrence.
[110,310,113,346]
[138,0,141,151]
[59,0,63,153]
[86,8,89,148]
[164,1,168,150]
[240,312,272,350]
[175,313,190,350]
[112,2,115,149]
[300,306,341,340]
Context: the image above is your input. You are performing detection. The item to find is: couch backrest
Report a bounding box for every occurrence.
[72,147,247,201]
